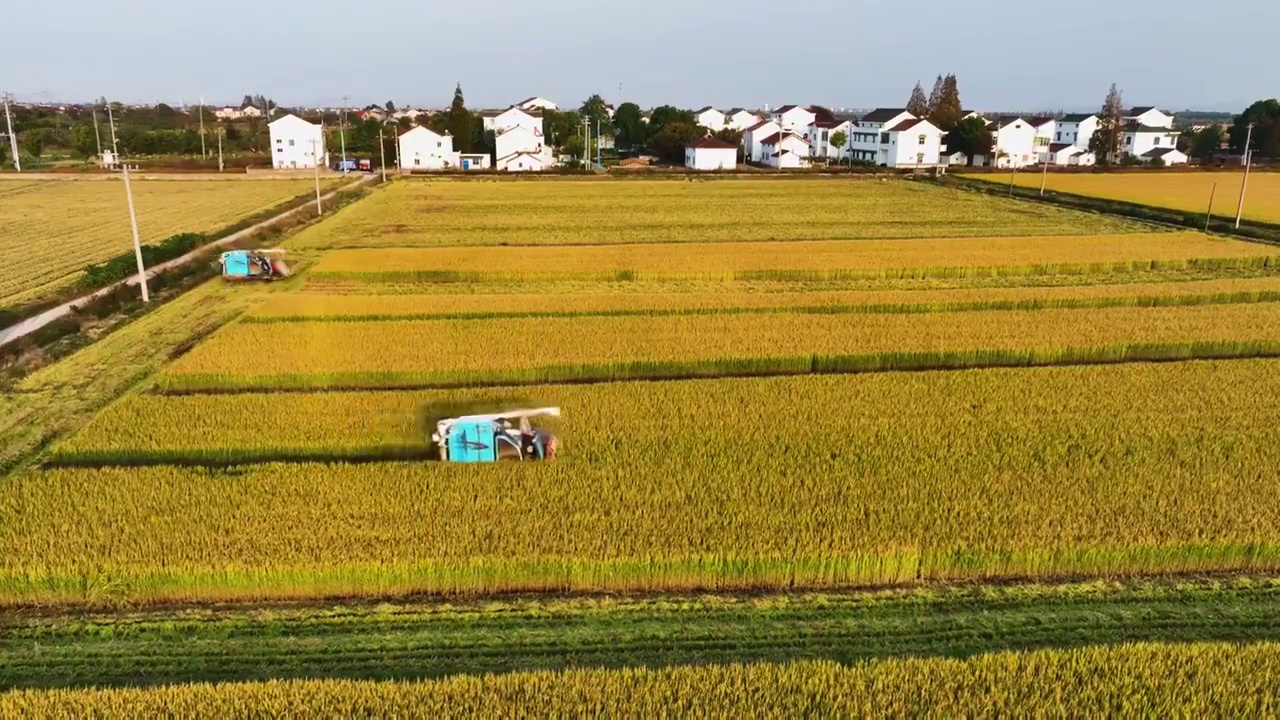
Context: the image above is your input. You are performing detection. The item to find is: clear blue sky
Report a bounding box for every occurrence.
[6,0,1275,113]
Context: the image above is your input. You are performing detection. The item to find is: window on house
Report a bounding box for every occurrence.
[276,139,283,144]
[1126,137,1132,145]
[414,158,421,166]
[880,133,889,144]
[1153,137,1161,146]
[918,134,926,145]
[1056,132,1061,141]
[821,131,828,142]
[917,153,924,164]
[288,139,295,147]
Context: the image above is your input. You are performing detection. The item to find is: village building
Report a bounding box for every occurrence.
[685,137,738,171]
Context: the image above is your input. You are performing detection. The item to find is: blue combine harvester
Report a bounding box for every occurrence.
[433,407,560,462]
[220,249,291,281]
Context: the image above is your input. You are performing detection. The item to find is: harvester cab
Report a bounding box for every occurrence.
[220,249,291,281]
[433,407,560,462]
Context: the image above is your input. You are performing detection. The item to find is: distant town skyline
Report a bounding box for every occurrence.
[6,0,1276,114]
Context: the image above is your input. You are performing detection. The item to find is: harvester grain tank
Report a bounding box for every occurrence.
[433,407,560,462]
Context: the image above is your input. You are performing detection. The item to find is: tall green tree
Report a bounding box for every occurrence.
[926,75,945,117]
[71,125,97,159]
[1190,125,1224,161]
[543,109,584,149]
[931,74,964,130]
[810,106,837,124]
[647,106,695,135]
[1230,99,1280,159]
[650,122,702,163]
[24,129,44,158]
[945,116,992,165]
[906,81,929,116]
[612,102,648,150]
[579,94,612,135]
[1089,83,1126,164]
[385,100,396,112]
[447,83,473,153]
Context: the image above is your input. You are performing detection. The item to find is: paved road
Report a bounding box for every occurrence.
[0,175,375,348]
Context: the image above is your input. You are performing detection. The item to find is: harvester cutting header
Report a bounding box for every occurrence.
[433,407,560,462]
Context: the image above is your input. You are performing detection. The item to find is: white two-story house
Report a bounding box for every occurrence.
[695,107,726,132]
[1122,106,1183,164]
[990,116,1037,168]
[771,105,816,132]
[808,120,853,160]
[1055,113,1098,150]
[398,126,456,170]
[845,109,944,167]
[760,131,811,169]
[743,119,780,163]
[492,107,550,171]
[268,114,326,169]
[726,109,762,131]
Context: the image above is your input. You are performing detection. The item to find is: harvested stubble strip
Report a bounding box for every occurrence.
[25,361,1280,605]
[244,281,1280,323]
[307,233,1276,281]
[3,642,1279,716]
[160,303,1280,391]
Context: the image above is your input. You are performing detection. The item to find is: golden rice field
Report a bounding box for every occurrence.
[160,302,1280,390]
[285,178,1147,249]
[251,276,1280,321]
[3,642,1275,717]
[309,232,1277,281]
[0,177,338,306]
[970,171,1280,224]
[18,360,1280,603]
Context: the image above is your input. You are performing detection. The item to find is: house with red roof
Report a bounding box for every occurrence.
[759,131,811,169]
[685,137,738,171]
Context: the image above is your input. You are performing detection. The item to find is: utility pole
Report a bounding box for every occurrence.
[3,93,21,172]
[92,109,103,159]
[310,138,323,215]
[392,124,401,172]
[1039,146,1050,195]
[107,102,149,303]
[1205,183,1217,232]
[340,95,349,174]
[217,129,224,172]
[1235,122,1254,230]
[582,118,590,168]
[198,95,207,158]
[596,116,601,168]
[378,125,387,181]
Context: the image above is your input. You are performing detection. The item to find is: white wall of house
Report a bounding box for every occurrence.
[1055,116,1098,150]
[493,107,542,134]
[743,120,780,163]
[495,124,550,171]
[727,110,761,131]
[772,106,816,132]
[1126,108,1174,129]
[1030,119,1055,161]
[1125,129,1179,159]
[501,152,547,172]
[685,145,738,171]
[695,108,726,131]
[1146,148,1188,165]
[846,110,915,165]
[1071,151,1097,166]
[398,126,456,170]
[807,121,852,159]
[458,154,491,170]
[268,114,326,169]
[1043,144,1080,166]
[884,120,943,167]
[762,134,811,168]
[992,119,1037,168]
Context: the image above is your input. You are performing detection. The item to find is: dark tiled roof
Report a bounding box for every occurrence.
[860,108,909,123]
[1060,113,1096,123]
[688,137,737,150]
[759,132,811,146]
[1027,117,1055,127]
[887,118,928,132]
[1128,106,1157,115]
